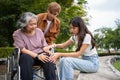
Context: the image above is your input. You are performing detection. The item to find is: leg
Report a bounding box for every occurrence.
[37,53,57,80]
[19,54,34,80]
[59,57,74,80]
[42,62,57,80]
[33,70,38,80]
[59,57,99,80]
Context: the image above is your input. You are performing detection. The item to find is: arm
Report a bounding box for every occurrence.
[57,44,89,57]
[57,34,92,57]
[46,27,60,45]
[50,44,89,62]
[13,30,49,63]
[13,30,38,58]
[21,48,49,63]
[43,39,73,52]
[55,39,73,48]
[50,34,92,62]
[46,19,61,45]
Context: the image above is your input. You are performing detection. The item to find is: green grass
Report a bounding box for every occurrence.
[113,60,120,71]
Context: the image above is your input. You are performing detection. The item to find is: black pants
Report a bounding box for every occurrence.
[19,53,57,80]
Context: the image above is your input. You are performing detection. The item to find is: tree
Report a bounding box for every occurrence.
[55,0,88,43]
[0,0,25,46]
[0,0,88,47]
[113,19,120,51]
[94,19,120,53]
[94,27,114,53]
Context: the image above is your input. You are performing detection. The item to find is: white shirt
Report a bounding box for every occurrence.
[44,20,51,35]
[70,34,97,56]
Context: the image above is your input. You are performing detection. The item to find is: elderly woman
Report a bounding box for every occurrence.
[13,12,57,80]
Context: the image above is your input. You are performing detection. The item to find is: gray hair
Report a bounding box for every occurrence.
[16,12,38,28]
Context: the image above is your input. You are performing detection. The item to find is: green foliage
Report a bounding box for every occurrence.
[0,0,26,47]
[56,0,88,44]
[0,47,14,58]
[94,19,120,53]
[0,0,88,47]
[113,19,120,50]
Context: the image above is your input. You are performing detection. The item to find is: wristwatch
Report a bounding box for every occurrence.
[35,54,39,60]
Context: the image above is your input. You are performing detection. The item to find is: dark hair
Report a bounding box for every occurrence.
[69,16,96,51]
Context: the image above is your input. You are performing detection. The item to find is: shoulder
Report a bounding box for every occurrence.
[13,29,22,38]
[36,28,44,37]
[37,13,47,19]
[84,34,91,41]
[13,29,21,35]
[85,34,91,38]
[36,28,42,32]
[54,17,60,24]
[36,28,44,34]
[37,13,46,16]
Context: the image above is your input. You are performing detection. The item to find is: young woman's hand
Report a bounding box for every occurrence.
[43,45,53,52]
[43,46,50,52]
[43,44,55,55]
[49,53,60,63]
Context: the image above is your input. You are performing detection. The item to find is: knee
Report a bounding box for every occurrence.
[60,57,66,64]
[60,57,71,65]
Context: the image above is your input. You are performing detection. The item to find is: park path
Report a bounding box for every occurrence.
[0,56,120,80]
[74,56,120,80]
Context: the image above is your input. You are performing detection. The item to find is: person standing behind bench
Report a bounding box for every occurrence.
[13,12,58,80]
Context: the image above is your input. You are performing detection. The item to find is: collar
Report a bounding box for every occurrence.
[42,13,57,24]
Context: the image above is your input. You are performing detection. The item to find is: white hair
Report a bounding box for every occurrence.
[16,12,38,28]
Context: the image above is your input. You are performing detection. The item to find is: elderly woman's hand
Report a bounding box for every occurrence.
[38,53,49,63]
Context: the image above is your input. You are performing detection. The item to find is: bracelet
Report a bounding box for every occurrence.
[35,54,39,60]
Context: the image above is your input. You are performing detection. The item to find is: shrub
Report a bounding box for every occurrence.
[98,53,120,56]
[0,47,14,58]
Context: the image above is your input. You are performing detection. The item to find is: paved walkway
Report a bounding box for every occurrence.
[0,56,120,80]
[76,56,120,80]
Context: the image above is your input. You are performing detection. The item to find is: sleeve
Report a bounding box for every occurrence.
[48,21,60,44]
[13,30,25,50]
[82,34,91,44]
[69,36,75,42]
[41,35,48,47]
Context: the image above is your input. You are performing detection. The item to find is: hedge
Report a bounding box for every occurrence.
[0,47,14,58]
[0,47,71,58]
[0,47,120,58]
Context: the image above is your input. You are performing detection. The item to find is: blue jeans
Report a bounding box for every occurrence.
[59,54,99,80]
[33,70,37,80]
